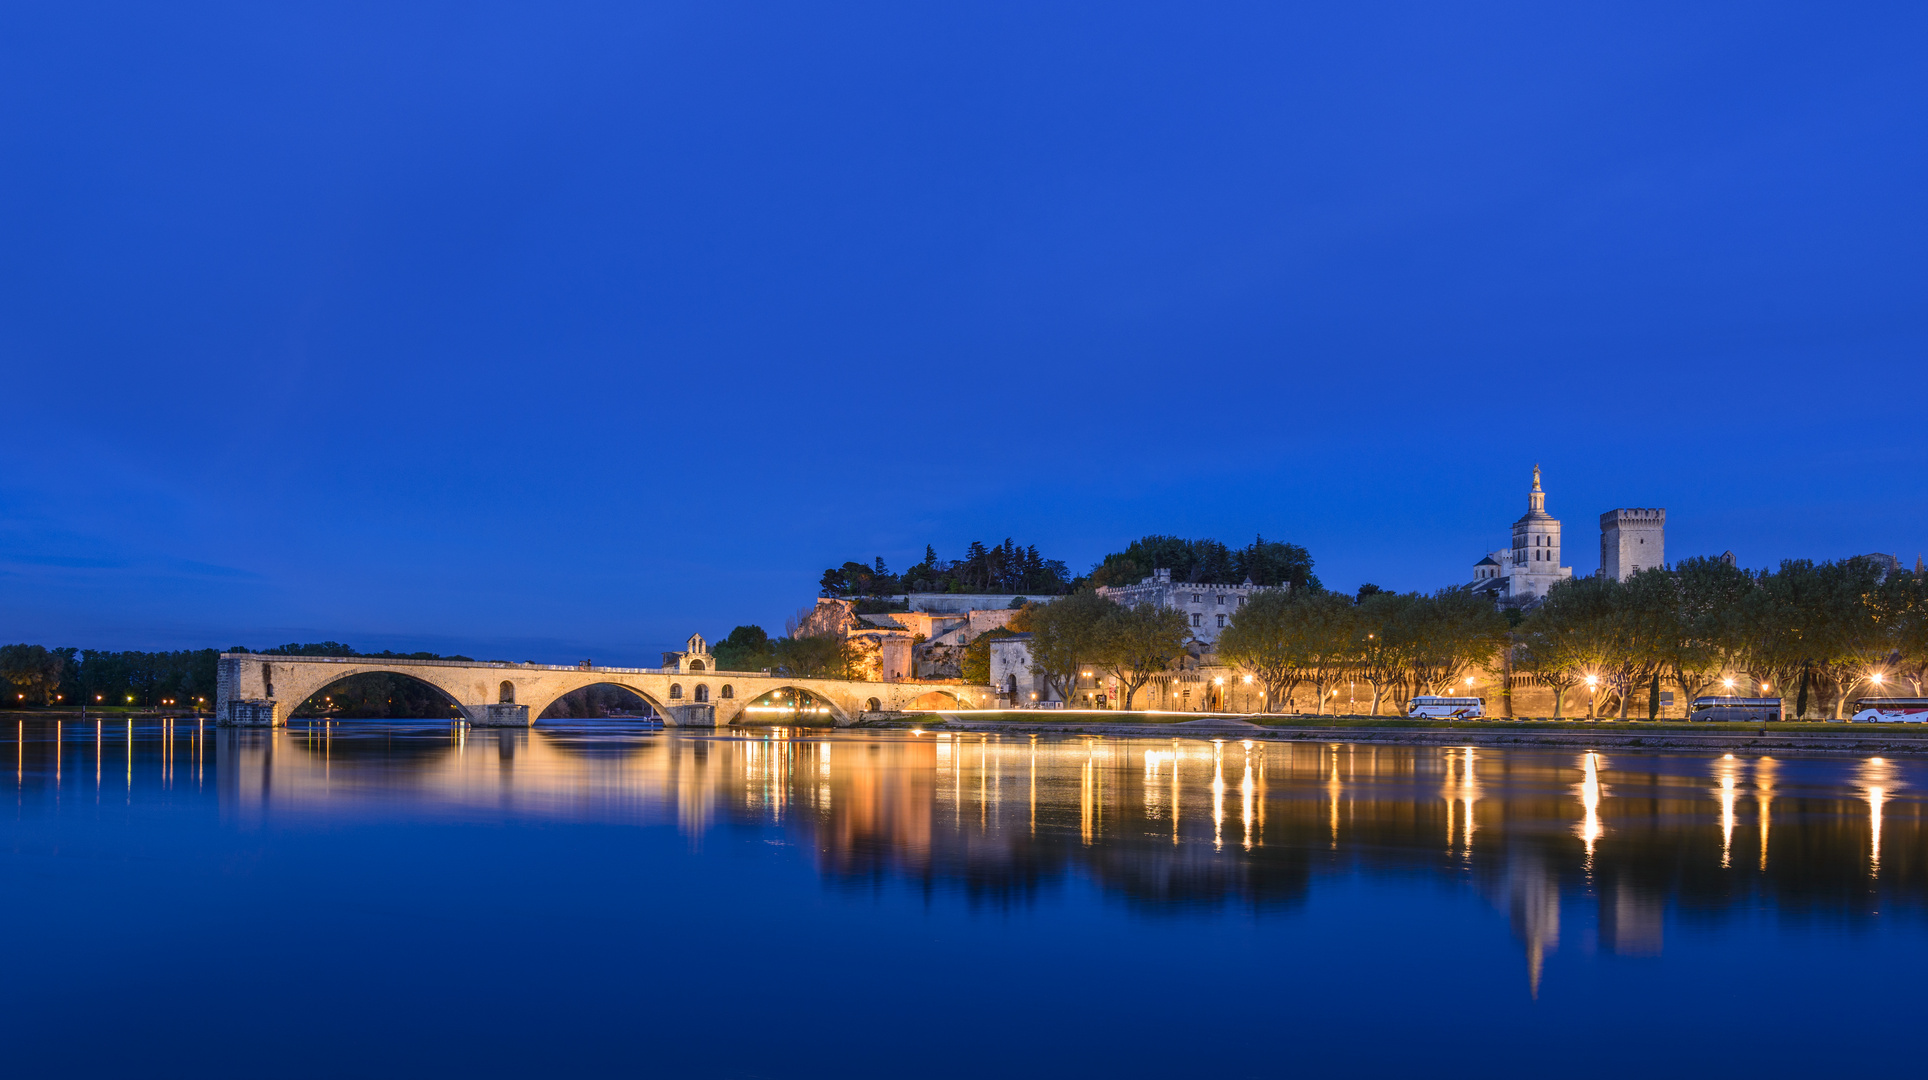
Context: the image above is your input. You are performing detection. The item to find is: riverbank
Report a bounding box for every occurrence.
[0,709,209,722]
[878,710,1928,756]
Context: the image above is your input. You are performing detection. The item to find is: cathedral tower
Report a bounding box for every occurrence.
[1508,465,1572,602]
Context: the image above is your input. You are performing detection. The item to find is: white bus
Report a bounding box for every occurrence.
[1688,696,1782,722]
[1850,698,1928,723]
[1408,696,1484,719]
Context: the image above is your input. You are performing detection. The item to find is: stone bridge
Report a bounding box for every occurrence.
[214,637,992,727]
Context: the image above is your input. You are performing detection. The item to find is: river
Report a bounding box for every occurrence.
[2,719,1920,1078]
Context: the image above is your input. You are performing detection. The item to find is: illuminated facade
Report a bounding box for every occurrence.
[1096,567,1260,645]
[1469,465,1573,605]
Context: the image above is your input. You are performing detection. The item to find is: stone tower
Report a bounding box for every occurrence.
[1508,465,1572,602]
[1600,508,1666,582]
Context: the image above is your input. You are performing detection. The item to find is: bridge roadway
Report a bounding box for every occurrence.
[214,651,992,727]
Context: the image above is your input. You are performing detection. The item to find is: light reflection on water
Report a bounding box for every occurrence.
[3,719,1926,1077]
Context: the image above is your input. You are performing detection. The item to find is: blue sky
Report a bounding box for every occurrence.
[1,3,1923,662]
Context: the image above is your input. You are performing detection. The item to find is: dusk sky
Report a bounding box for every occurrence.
[2,3,1923,663]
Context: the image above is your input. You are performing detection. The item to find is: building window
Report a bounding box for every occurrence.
[721,685,733,699]
[1191,613,1201,627]
[1216,614,1226,627]
[669,684,682,699]
[1217,594,1225,605]
[695,684,709,703]
[1191,593,1202,603]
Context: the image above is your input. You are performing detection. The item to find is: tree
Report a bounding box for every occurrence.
[1354,591,1420,715]
[0,644,65,705]
[1516,577,1620,718]
[1094,603,1190,709]
[1233,535,1319,590]
[1217,589,1299,713]
[1597,569,1674,717]
[713,625,773,671]
[1087,534,1319,591]
[772,634,860,680]
[961,627,1017,685]
[1813,557,1899,717]
[1657,556,1754,713]
[1012,591,1116,704]
[1405,589,1509,701]
[1292,591,1360,715]
[1886,568,1928,696]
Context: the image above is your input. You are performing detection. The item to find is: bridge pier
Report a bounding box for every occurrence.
[219,699,279,726]
[465,704,530,727]
[663,704,717,727]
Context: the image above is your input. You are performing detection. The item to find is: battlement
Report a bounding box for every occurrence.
[1600,507,1666,527]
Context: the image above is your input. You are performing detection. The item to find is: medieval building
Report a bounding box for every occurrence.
[1470,465,1573,605]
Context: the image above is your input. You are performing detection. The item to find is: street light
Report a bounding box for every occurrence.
[1872,672,1885,685]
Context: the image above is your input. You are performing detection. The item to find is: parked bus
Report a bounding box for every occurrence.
[1408,696,1484,719]
[1688,696,1782,722]
[1849,698,1928,723]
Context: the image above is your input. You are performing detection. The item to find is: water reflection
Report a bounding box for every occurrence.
[6,721,1927,998]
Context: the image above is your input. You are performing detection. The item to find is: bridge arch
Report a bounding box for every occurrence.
[285,668,467,720]
[734,686,850,727]
[905,689,963,711]
[524,680,671,723]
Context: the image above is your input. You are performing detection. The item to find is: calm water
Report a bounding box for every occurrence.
[2,720,1922,1079]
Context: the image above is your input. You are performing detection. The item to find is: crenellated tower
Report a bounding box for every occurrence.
[1600,508,1666,581]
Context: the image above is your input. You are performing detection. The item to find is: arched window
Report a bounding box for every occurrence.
[669,684,683,699]
[866,697,882,713]
[694,684,710,703]
[721,685,733,699]
[688,659,706,671]
[499,681,515,704]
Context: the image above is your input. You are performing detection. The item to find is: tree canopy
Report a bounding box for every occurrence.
[820,541,1072,597]
[1087,534,1318,591]
[1515,556,1925,719]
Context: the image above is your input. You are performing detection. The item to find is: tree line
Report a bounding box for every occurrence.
[0,641,482,717]
[1,644,225,709]
[820,533,1321,600]
[1207,555,1928,720]
[1216,588,1509,714]
[820,541,1074,599]
[1514,556,1928,719]
[1086,535,1319,590]
[1006,592,1192,708]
